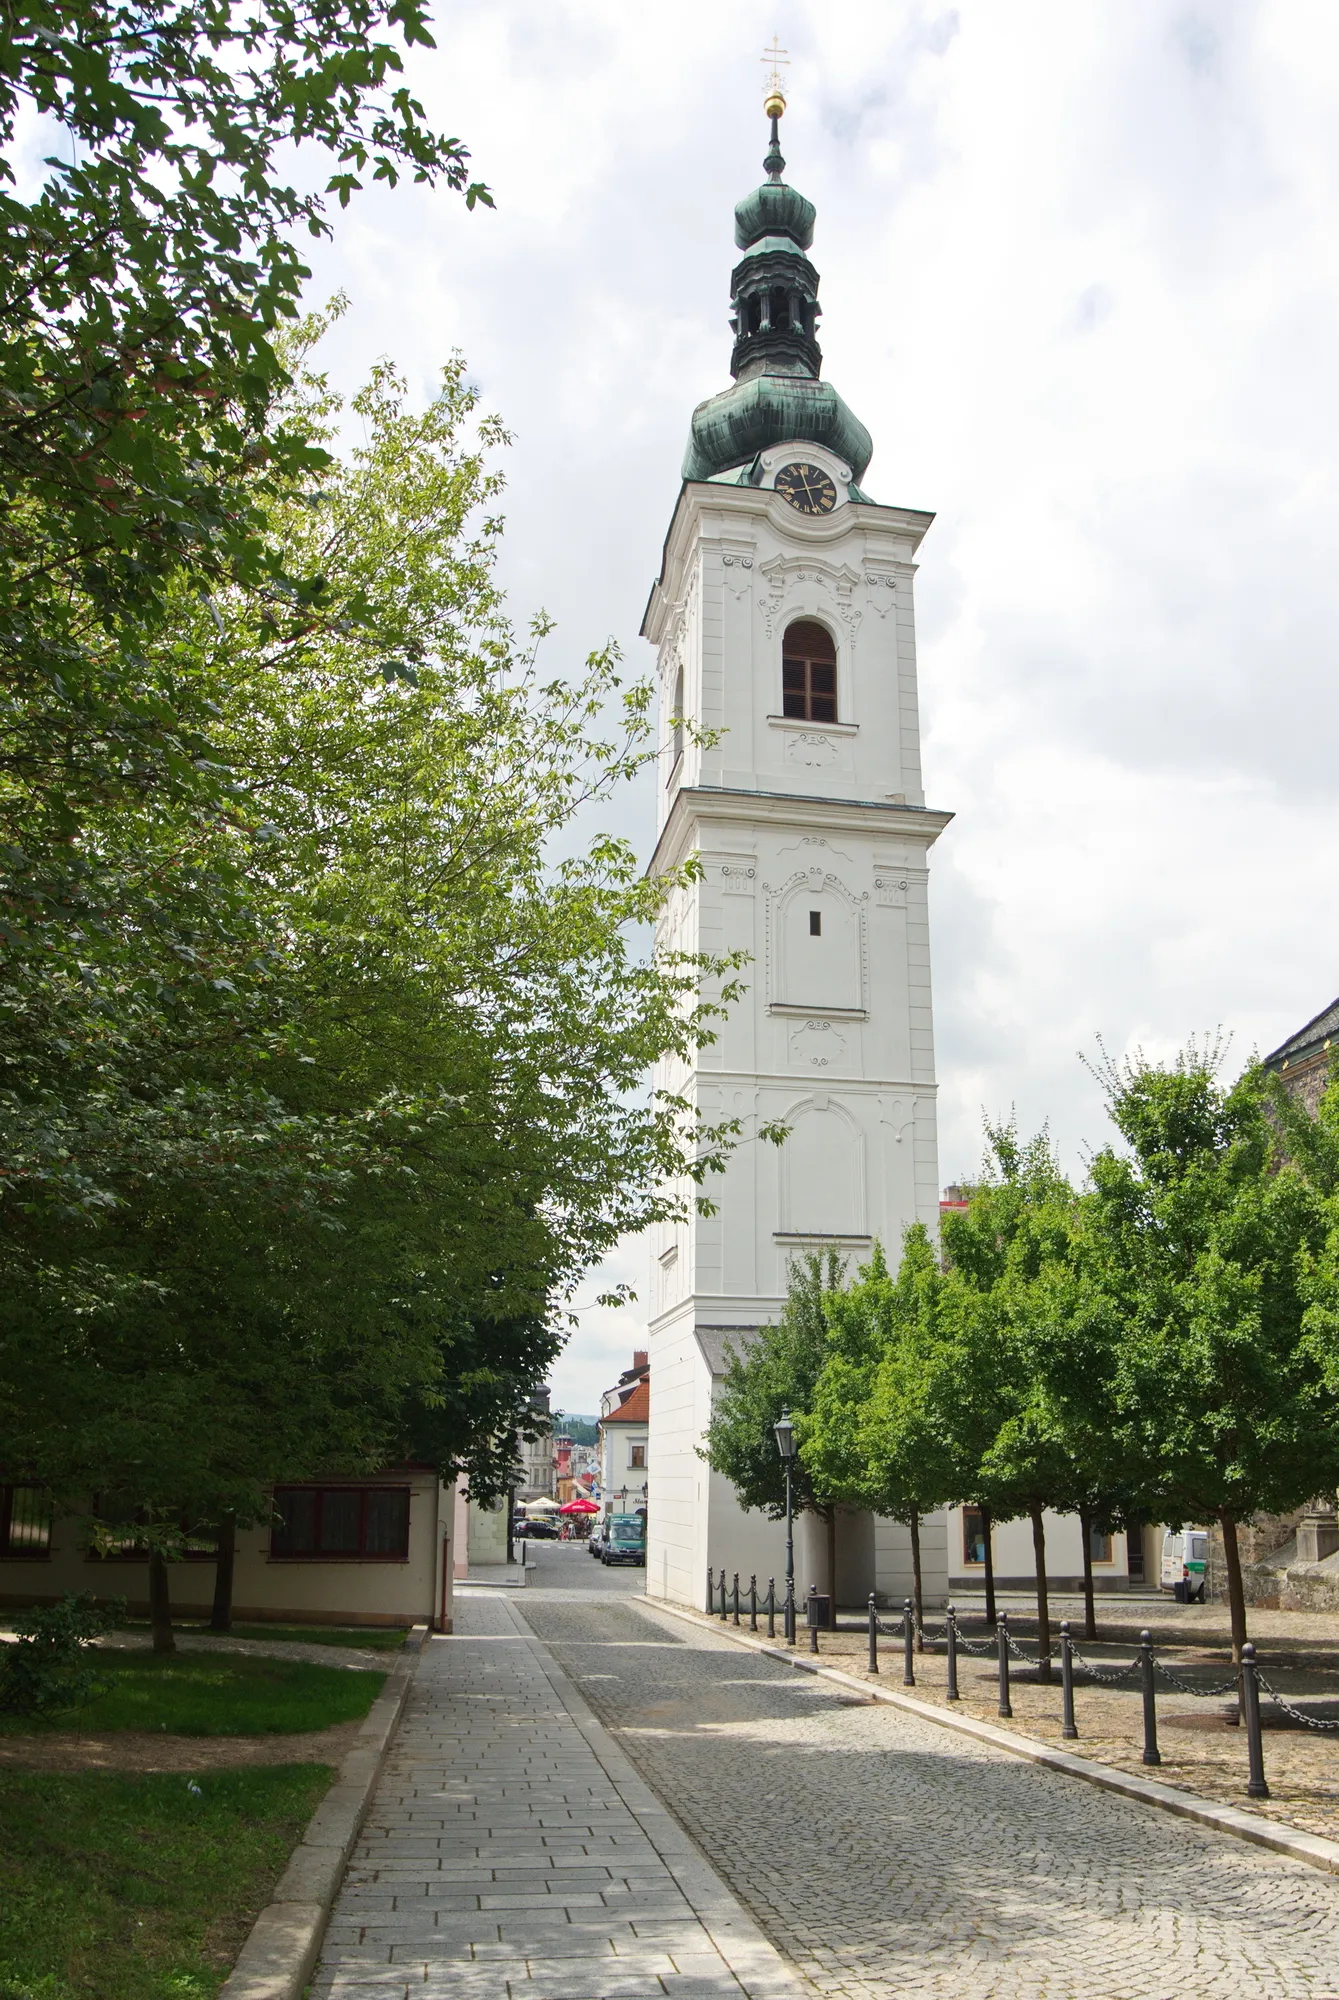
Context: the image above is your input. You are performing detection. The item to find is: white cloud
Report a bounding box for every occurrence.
[304,0,1339,1405]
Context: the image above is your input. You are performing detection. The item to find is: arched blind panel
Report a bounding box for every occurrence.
[782,619,837,723]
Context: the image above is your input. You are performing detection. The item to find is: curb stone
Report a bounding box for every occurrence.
[217,1621,426,2000]
[643,1595,1339,1881]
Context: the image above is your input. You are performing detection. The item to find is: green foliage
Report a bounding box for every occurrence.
[0,1763,332,1999]
[2,331,750,1532]
[0,1650,385,1736]
[703,1252,846,1519]
[554,1417,599,1446]
[1084,1042,1339,1646]
[0,1592,125,1718]
[804,1234,961,1526]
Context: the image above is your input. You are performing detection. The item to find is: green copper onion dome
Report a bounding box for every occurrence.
[734,177,815,252]
[682,109,872,487]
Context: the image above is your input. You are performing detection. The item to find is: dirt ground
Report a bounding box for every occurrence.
[0,1716,363,1773]
[707,1593,1339,1843]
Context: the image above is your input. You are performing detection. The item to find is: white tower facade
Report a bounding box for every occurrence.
[641,108,953,1611]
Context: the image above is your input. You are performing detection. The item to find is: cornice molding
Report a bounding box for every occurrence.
[648,784,953,880]
[642,481,936,644]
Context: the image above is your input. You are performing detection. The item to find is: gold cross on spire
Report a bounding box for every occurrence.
[762,35,789,118]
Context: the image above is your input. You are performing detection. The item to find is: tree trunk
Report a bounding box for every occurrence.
[1029,1501,1053,1682]
[1078,1505,1097,1641]
[910,1507,924,1651]
[1219,1510,1249,1663]
[981,1506,997,1627]
[210,1516,236,1633]
[826,1507,837,1628]
[148,1550,175,1655]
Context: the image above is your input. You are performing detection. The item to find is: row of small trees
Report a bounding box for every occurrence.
[706,1044,1339,1670]
[0,8,731,1643]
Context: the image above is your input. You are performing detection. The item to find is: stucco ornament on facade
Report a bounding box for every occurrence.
[758,553,863,640]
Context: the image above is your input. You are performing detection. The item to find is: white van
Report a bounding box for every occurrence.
[1160,1528,1209,1600]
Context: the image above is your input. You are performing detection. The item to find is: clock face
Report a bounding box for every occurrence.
[774,462,838,515]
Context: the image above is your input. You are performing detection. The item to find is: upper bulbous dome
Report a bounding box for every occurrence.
[733,178,815,252]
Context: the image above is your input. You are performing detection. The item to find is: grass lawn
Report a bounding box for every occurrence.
[0,1763,331,1999]
[0,1652,386,1736]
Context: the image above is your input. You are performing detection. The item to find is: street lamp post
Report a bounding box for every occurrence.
[773,1408,797,1644]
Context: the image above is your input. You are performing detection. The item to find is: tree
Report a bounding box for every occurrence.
[1,338,752,1636]
[932,1126,1089,1678]
[804,1235,960,1642]
[1,0,489,1255]
[1087,1041,1339,1660]
[703,1252,846,1620]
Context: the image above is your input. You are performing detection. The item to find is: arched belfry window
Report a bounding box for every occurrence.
[782,620,837,723]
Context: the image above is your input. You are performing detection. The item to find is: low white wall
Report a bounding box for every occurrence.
[946,1504,1136,1593]
[0,1472,450,1629]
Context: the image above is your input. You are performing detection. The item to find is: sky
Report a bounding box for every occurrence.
[295,1,1339,1409]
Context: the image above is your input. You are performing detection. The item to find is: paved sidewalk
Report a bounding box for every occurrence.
[309,1587,807,2000]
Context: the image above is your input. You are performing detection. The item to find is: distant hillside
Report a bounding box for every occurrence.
[554,1415,598,1445]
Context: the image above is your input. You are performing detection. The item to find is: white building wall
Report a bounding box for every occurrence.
[946,1504,1138,1592]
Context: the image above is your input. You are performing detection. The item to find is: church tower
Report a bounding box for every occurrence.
[642,85,952,1611]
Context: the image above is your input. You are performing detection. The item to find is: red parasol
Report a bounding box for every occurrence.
[559,1497,600,1514]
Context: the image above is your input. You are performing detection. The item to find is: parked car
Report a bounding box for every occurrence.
[516,1516,560,1540]
[588,1528,605,1559]
[601,1514,646,1567]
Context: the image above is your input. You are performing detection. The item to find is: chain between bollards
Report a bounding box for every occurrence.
[945,1604,959,1701]
[903,1598,916,1686]
[1139,1629,1161,1766]
[1060,1619,1078,1740]
[1241,1642,1269,1799]
[997,1611,1012,1718]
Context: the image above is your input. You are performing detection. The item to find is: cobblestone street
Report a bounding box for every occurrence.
[517,1557,1339,2000]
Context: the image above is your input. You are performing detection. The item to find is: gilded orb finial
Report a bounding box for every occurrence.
[762,35,789,120]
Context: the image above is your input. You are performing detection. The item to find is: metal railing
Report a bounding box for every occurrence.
[703,1569,1319,1803]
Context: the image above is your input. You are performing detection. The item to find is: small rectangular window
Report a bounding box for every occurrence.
[270,1486,410,1561]
[809,910,821,936]
[629,1444,646,1469]
[963,1506,988,1565]
[1,1486,53,1559]
[1089,1524,1113,1564]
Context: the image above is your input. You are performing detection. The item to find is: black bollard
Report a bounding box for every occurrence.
[749,1575,758,1632]
[1240,1643,1270,1799]
[868,1594,879,1674]
[997,1611,1013,1718]
[1139,1629,1161,1766]
[706,1566,714,1615]
[732,1572,740,1625]
[767,1577,776,1641]
[903,1597,916,1687]
[808,1584,820,1655]
[719,1573,728,1620]
[1060,1619,1078,1740]
[946,1604,960,1702]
